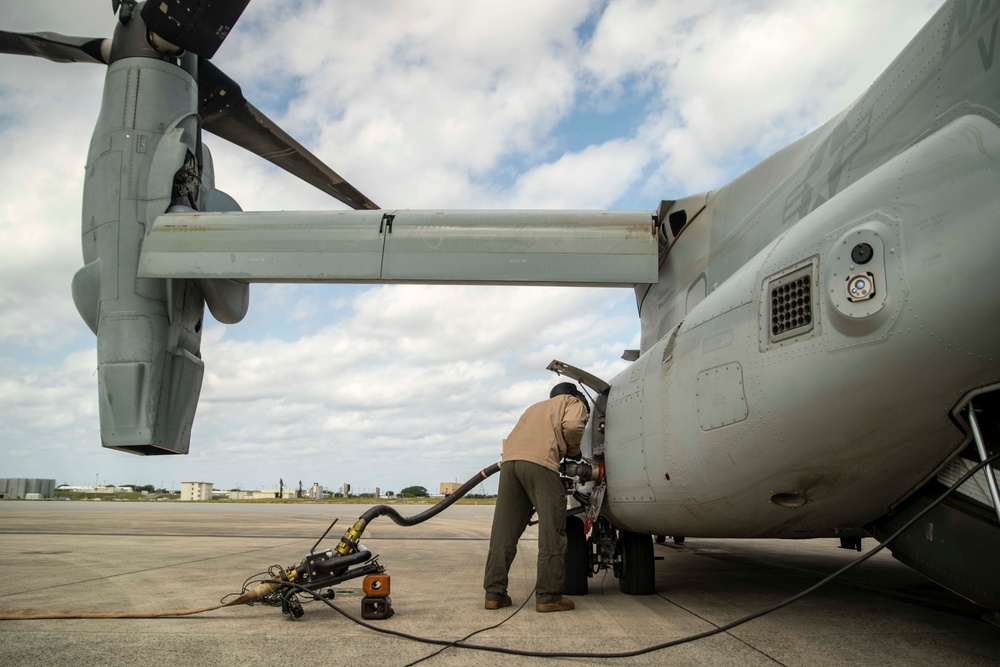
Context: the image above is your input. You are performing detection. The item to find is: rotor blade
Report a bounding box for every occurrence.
[199,60,380,210]
[0,31,108,64]
[141,0,251,59]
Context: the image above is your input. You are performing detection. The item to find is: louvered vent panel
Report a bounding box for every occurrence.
[769,267,814,342]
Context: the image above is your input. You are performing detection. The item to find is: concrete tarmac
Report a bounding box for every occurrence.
[0,501,997,666]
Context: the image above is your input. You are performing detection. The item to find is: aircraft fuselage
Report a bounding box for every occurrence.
[597,0,1000,544]
[600,114,1000,538]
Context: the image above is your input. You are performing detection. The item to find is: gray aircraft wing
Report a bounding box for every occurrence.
[138,209,658,286]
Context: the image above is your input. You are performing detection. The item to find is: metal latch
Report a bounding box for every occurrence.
[379,213,395,234]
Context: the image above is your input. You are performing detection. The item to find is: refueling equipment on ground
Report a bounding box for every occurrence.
[267,457,604,620]
[260,462,503,620]
[0,456,604,622]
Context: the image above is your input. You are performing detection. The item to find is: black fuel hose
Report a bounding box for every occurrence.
[361,462,501,526]
[336,462,501,554]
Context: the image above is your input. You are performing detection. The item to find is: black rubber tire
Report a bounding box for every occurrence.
[655,535,666,544]
[673,536,685,544]
[618,530,655,595]
[564,515,589,595]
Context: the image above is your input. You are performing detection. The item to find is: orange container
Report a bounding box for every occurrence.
[363,573,390,597]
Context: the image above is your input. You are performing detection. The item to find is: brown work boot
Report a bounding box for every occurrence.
[484,594,512,610]
[535,597,574,613]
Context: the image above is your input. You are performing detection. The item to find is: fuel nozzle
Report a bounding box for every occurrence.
[561,457,604,484]
[336,518,368,556]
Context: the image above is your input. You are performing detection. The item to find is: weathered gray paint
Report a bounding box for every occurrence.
[138,209,657,286]
[604,114,1000,539]
[75,48,205,456]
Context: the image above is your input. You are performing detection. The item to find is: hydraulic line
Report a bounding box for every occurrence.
[336,462,501,556]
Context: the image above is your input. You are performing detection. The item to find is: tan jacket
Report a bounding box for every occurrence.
[502,394,589,473]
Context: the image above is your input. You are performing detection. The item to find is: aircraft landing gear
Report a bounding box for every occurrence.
[618,530,655,595]
[564,515,589,595]
[581,518,656,595]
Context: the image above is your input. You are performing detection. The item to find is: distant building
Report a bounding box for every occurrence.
[229,490,280,500]
[440,482,461,496]
[180,481,213,501]
[0,479,55,499]
[56,485,129,495]
[310,483,324,500]
[343,483,351,496]
[259,489,297,499]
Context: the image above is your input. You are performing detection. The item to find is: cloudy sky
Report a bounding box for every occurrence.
[0,0,943,495]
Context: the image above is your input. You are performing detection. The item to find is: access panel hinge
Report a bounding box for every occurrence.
[379,213,395,234]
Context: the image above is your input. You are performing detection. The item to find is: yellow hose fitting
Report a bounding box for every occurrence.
[336,519,367,555]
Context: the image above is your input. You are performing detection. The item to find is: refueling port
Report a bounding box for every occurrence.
[561,458,604,484]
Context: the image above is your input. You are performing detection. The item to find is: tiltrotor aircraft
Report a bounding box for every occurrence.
[3,1,998,615]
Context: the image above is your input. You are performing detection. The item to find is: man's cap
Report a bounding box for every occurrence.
[551,382,589,411]
[550,382,580,399]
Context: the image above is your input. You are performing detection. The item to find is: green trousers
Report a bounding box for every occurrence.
[483,460,567,604]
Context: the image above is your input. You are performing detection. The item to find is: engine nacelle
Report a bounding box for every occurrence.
[73,52,206,455]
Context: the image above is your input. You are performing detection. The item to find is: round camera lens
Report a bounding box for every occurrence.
[851,243,874,265]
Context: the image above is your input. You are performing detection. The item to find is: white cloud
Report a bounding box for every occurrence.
[581,0,946,194]
[508,139,650,209]
[0,110,100,349]
[217,0,597,208]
